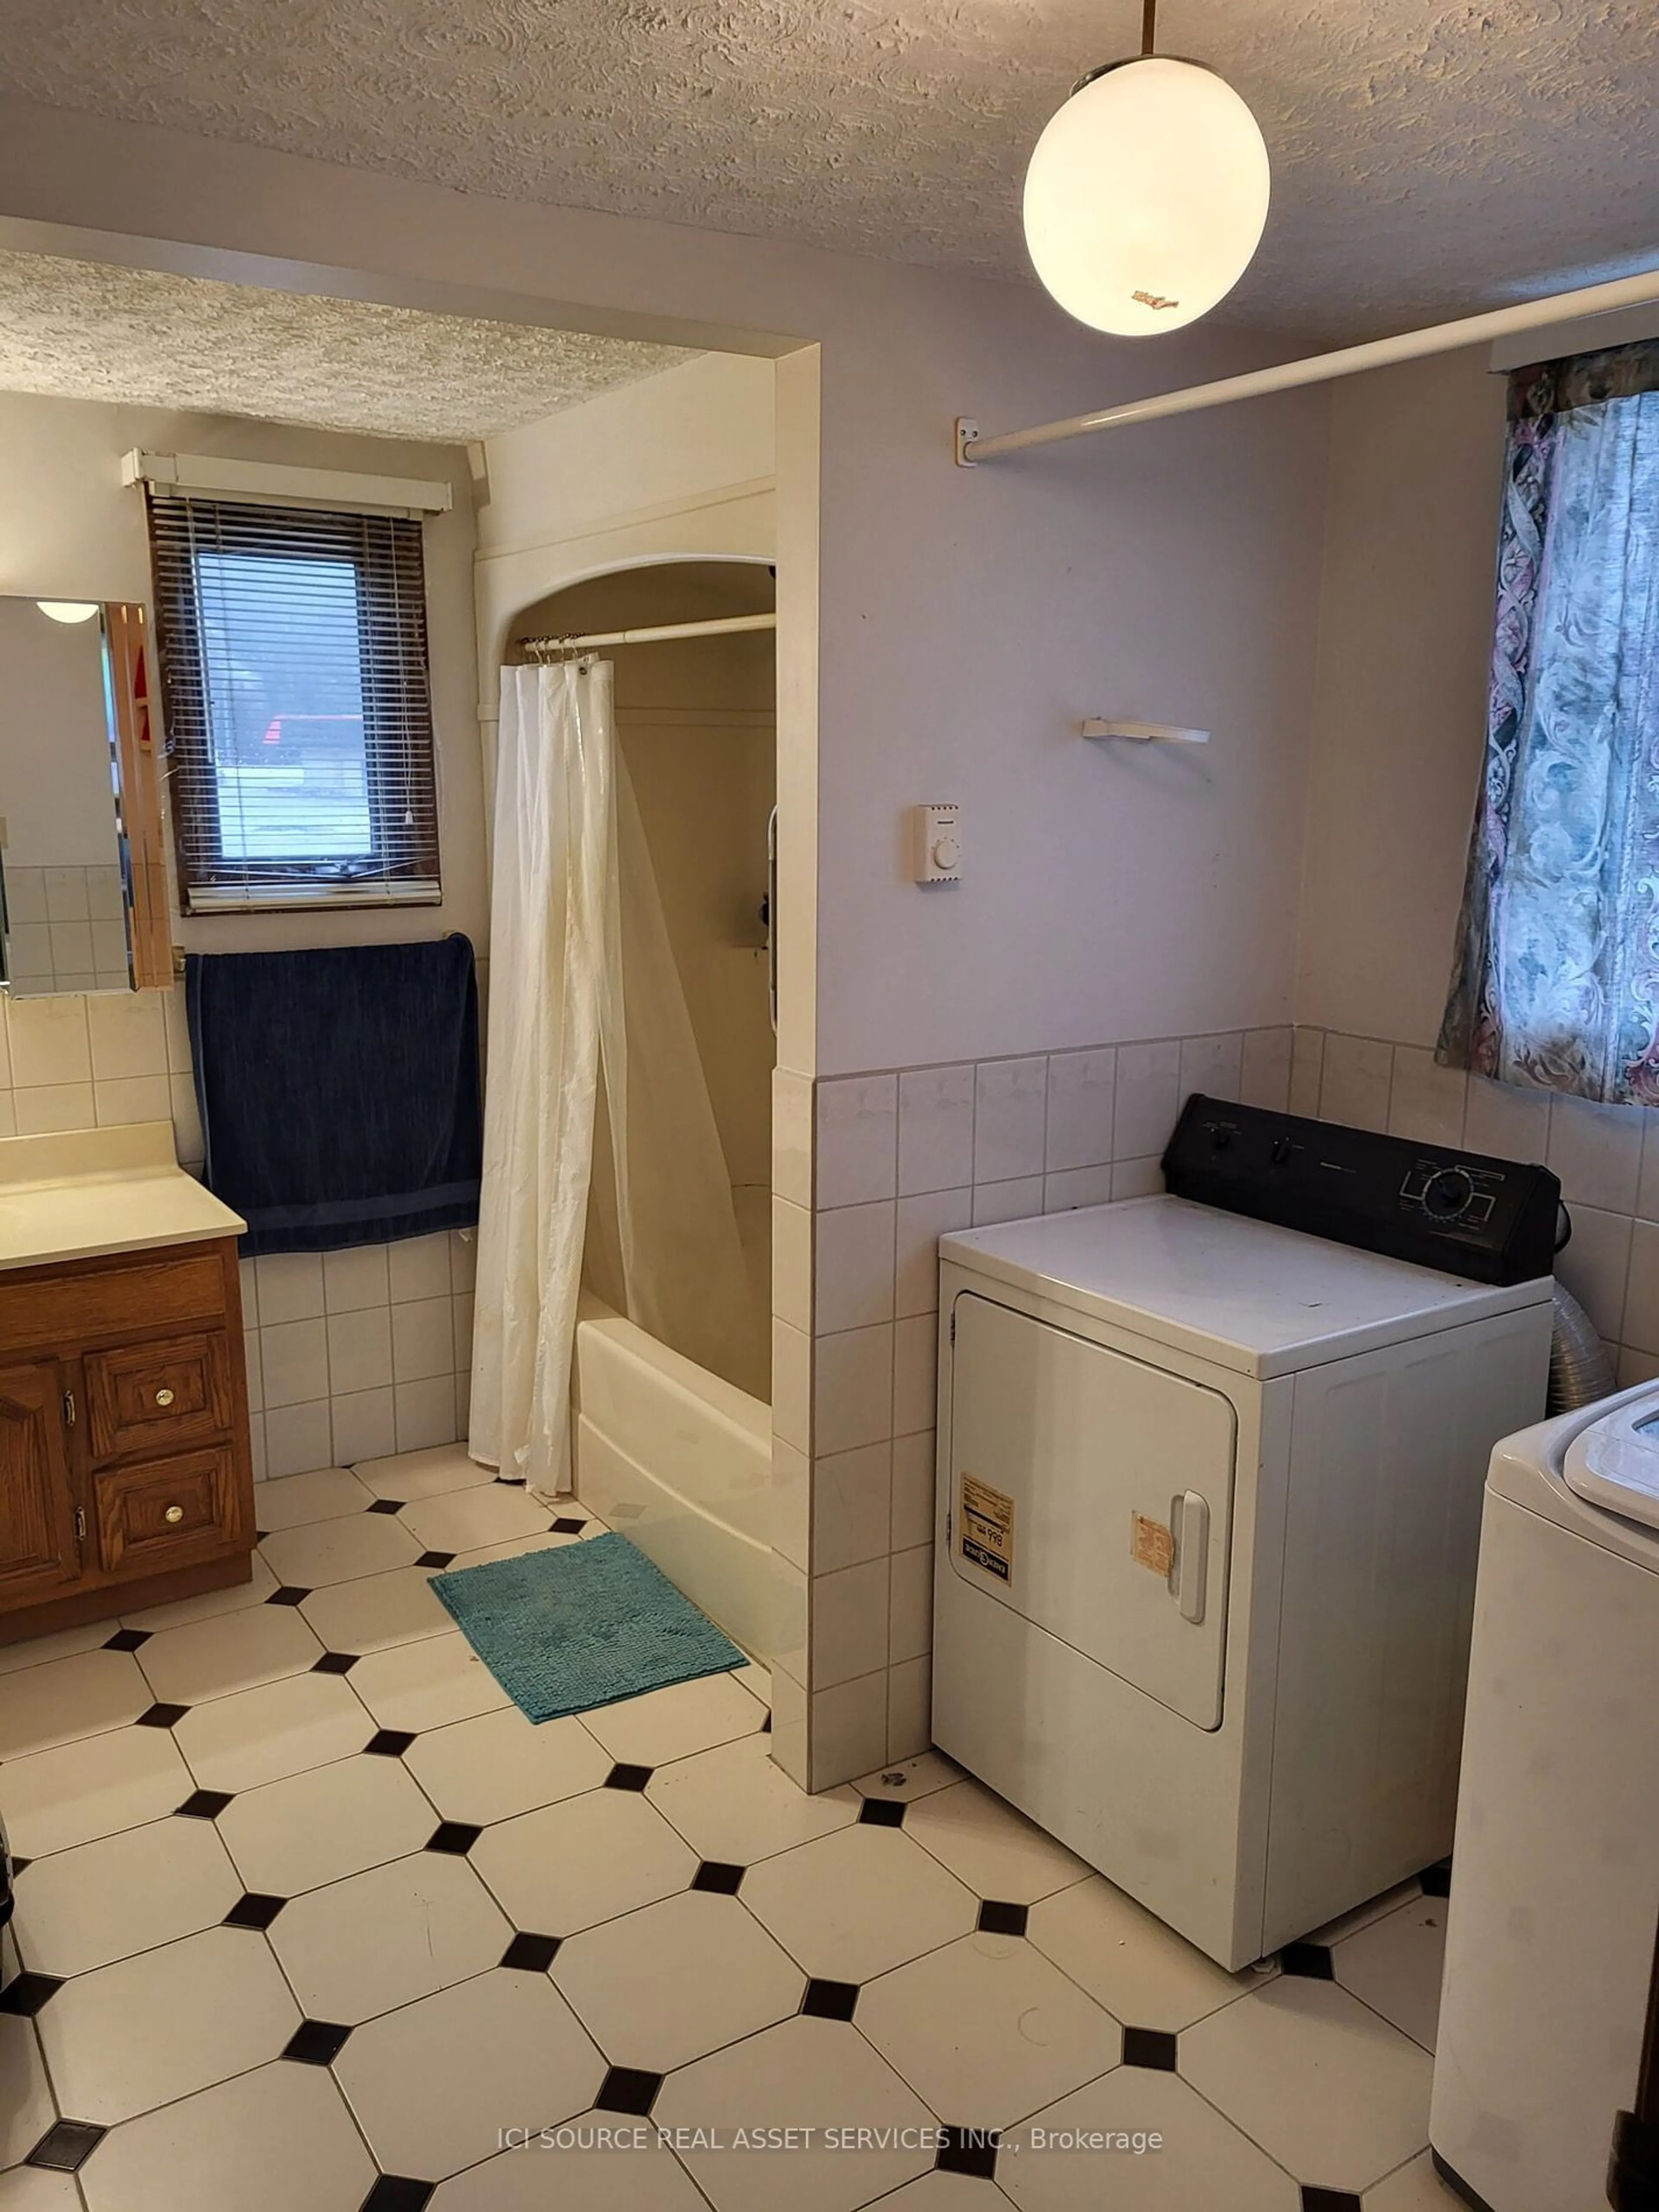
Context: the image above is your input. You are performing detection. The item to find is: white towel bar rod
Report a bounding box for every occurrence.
[521,611,777,654]
[955,264,1659,464]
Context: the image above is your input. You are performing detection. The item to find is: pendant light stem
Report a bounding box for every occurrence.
[1141,0,1157,55]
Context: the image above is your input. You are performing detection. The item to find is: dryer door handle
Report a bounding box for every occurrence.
[1168,1490,1210,1624]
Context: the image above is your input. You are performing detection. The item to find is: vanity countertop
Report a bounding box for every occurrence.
[0,1121,245,1272]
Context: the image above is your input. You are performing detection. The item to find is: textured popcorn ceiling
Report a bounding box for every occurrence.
[0,251,694,441]
[3,1,1658,334]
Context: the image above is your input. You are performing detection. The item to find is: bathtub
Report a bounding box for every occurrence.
[571,1292,772,1662]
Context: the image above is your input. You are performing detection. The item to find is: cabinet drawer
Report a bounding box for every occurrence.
[86,1332,234,1462]
[0,1249,230,1355]
[95,1448,245,1577]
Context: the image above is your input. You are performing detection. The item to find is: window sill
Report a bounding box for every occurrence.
[183,880,442,915]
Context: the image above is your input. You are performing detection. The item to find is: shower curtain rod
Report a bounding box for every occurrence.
[521,611,777,655]
[954,264,1659,464]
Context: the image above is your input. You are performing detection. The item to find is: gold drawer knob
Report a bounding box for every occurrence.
[163,1503,184,1525]
[155,1388,175,1408]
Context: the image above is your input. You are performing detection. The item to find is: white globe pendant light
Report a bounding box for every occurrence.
[1023,0,1270,336]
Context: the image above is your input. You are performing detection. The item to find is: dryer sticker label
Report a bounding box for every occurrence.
[960,1474,1015,1581]
[1131,1513,1176,1577]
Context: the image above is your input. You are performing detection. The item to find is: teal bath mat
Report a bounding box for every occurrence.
[429,1532,745,1723]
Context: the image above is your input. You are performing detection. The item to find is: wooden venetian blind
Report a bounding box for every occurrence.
[145,492,441,912]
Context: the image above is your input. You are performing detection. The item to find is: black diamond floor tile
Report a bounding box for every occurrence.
[282,2018,354,2066]
[1122,2026,1179,2071]
[801,1979,859,2021]
[550,1516,586,1535]
[175,1789,235,1820]
[500,1932,561,1972]
[134,1702,189,1730]
[224,1892,287,1930]
[1280,1941,1335,1980]
[691,1860,745,1895]
[1301,2190,1364,2211]
[365,1729,417,1757]
[936,2126,999,2180]
[760,1712,772,1733]
[361,2180,435,2212]
[976,1899,1028,1938]
[312,1651,359,1675]
[415,1551,455,1570]
[266,1586,312,1606]
[1420,1859,1453,1898]
[365,1498,404,1514]
[102,1627,150,1652]
[426,1822,482,1856]
[604,1763,653,1792]
[0,1971,63,2017]
[594,2066,662,2116]
[8,1857,29,1878]
[858,1798,905,1828]
[27,2119,106,2173]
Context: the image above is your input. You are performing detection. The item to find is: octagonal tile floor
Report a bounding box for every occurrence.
[0,1452,1462,2210]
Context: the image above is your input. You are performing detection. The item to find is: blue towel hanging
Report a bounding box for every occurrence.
[186,937,483,1256]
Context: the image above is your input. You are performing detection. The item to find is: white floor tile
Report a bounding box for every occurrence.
[654,2014,938,2212]
[852,1751,961,1803]
[1025,1875,1268,2031]
[552,1889,804,2069]
[136,1604,324,1706]
[430,2125,711,2209]
[868,2181,1009,2210]
[904,1781,1092,1906]
[1334,1897,1448,2053]
[0,1650,151,1760]
[578,1669,766,1769]
[0,2167,83,2210]
[646,1732,861,1866]
[0,2015,55,2170]
[1000,2068,1299,2210]
[216,1752,438,1895]
[741,1824,978,1984]
[404,1706,611,1826]
[258,1510,421,1590]
[172,1671,373,1794]
[121,1551,277,1630]
[1363,2149,1468,2207]
[1179,1976,1433,2193]
[0,1621,112,1678]
[298,1564,453,1654]
[268,1850,511,2024]
[348,1630,510,1732]
[356,1441,495,1500]
[13,1815,241,1976]
[336,1966,604,2179]
[0,1725,191,1859]
[400,1484,554,1553]
[76,2059,376,2212]
[472,1787,695,1936]
[858,1932,1122,2131]
[446,1531,572,1570]
[36,1925,300,2123]
[252,1466,374,1530]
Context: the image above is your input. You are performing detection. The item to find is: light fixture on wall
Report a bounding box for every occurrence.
[35,600,101,623]
[1023,0,1270,337]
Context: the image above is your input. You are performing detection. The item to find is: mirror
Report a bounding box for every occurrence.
[0,595,166,996]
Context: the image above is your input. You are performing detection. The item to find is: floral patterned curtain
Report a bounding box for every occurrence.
[1438,339,1659,1103]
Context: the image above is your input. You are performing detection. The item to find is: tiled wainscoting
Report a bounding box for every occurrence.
[0,988,476,1476]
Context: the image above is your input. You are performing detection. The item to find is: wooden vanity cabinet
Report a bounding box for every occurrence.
[0,1236,255,1642]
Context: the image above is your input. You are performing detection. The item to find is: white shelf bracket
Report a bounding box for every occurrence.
[1082,720,1211,745]
[954,417,981,467]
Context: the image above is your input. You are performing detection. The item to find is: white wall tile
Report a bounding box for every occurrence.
[6,868,46,924]
[772,1319,811,1455]
[392,1296,454,1382]
[324,1244,391,1314]
[94,1074,172,1127]
[0,1093,16,1139]
[1320,1033,1394,1131]
[972,1176,1044,1227]
[162,987,193,1074]
[814,1201,896,1335]
[452,1293,474,1374]
[389,1233,452,1303]
[1114,1039,1181,1158]
[770,1553,808,1682]
[1387,1047,1467,1148]
[1044,1165,1115,1213]
[888,1544,934,1666]
[895,1189,973,1318]
[887,1656,932,1765]
[44,867,88,921]
[1111,1156,1164,1200]
[1179,1032,1243,1105]
[892,1314,938,1440]
[331,1386,397,1468]
[1618,1345,1659,1389]
[813,1323,893,1456]
[264,1398,333,1482]
[248,1412,267,1483]
[811,1559,889,1689]
[771,1197,813,1333]
[898,1064,975,1196]
[7,925,53,982]
[1548,1093,1646,1215]
[1044,1048,1116,1174]
[238,1258,260,1328]
[1638,1119,1659,1224]
[7,995,90,1087]
[772,1439,810,1574]
[811,1442,892,1575]
[243,1330,263,1415]
[816,1074,898,1209]
[772,1067,814,1208]
[453,1367,471,1435]
[890,1431,937,1549]
[810,1671,888,1791]
[1622,1220,1659,1357]
[449,1230,478,1294]
[1555,1203,1633,1347]
[326,1306,394,1396]
[974,1058,1047,1184]
[256,1252,325,1325]
[1289,1028,1325,1117]
[1464,1074,1551,1165]
[260,1317,329,1409]
[168,1073,203,1167]
[1239,1027,1294,1112]
[394,1375,456,1454]
[770,1662,808,1786]
[87,992,168,1081]
[16,1082,95,1134]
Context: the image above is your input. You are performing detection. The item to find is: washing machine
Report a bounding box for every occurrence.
[1430,1382,1659,2212]
[931,1095,1560,1971]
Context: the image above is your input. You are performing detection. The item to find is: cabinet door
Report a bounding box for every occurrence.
[0,1359,79,1607]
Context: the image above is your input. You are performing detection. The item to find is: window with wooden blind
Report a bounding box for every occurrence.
[145,493,441,911]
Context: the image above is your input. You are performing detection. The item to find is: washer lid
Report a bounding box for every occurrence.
[1562,1396,1659,1533]
[940,1195,1552,1378]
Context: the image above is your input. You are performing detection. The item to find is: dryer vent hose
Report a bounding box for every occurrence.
[1548,1280,1618,1415]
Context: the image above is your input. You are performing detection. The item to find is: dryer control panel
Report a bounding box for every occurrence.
[1163,1094,1563,1284]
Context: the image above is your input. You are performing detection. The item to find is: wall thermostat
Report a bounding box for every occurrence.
[912,802,963,885]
